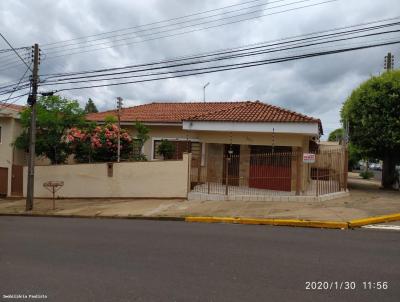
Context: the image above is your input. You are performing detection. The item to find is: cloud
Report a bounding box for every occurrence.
[1,0,399,138]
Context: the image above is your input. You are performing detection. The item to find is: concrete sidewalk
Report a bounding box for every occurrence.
[0,173,399,222]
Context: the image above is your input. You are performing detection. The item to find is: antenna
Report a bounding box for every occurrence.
[203,82,210,102]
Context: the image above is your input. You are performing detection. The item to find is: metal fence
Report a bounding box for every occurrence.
[190,148,347,197]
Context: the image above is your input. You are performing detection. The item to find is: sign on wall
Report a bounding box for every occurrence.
[303,153,316,164]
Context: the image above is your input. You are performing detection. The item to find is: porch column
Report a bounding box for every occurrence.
[206,143,224,183]
[295,147,303,195]
[239,145,250,187]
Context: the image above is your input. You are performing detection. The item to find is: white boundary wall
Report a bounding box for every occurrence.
[23,153,190,198]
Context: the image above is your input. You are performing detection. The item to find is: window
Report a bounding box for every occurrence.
[153,139,201,160]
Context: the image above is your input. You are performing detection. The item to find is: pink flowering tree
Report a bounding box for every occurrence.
[66,123,133,162]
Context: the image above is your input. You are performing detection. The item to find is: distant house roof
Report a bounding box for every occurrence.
[0,103,25,119]
[0,103,25,112]
[86,101,322,134]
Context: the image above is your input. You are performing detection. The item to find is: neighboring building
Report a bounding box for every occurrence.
[87,101,333,194]
[0,104,25,197]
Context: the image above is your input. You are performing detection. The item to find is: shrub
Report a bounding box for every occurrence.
[66,124,133,162]
[359,170,374,180]
[157,140,176,159]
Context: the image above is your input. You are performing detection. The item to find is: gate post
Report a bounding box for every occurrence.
[296,148,302,196]
[197,157,201,186]
[316,166,319,197]
[225,157,229,196]
[344,148,348,191]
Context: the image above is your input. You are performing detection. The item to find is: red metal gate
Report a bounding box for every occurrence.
[249,152,292,191]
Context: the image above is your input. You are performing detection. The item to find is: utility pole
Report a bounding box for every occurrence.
[384,52,394,70]
[26,44,40,211]
[203,82,210,102]
[116,97,123,163]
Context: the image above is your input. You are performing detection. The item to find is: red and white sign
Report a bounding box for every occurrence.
[303,153,316,163]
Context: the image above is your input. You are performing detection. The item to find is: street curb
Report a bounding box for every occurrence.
[185,216,349,229]
[1,212,400,230]
[348,213,400,228]
[0,213,185,221]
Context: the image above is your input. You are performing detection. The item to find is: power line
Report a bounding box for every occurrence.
[43,0,335,57]
[42,0,275,51]
[40,0,269,47]
[39,23,400,85]
[2,35,398,106]
[41,36,400,88]
[0,77,30,91]
[0,33,33,72]
[46,39,400,93]
[40,16,400,79]
[0,91,30,103]
[2,20,398,99]
[0,66,31,109]
[0,54,32,73]
[42,0,338,60]
[0,46,30,53]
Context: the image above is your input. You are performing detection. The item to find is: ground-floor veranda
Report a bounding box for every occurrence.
[190,143,347,198]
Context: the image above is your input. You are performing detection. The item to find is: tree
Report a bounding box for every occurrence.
[133,121,149,160]
[104,115,117,123]
[84,98,98,113]
[66,123,133,163]
[328,128,344,143]
[341,70,400,188]
[328,128,362,170]
[14,95,88,164]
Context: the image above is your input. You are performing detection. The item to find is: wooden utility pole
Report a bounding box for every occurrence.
[26,44,40,211]
[116,97,123,163]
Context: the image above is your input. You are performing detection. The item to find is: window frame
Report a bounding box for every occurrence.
[151,137,200,160]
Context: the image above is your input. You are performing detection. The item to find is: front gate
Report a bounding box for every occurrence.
[190,146,348,197]
[11,165,23,196]
[0,167,8,196]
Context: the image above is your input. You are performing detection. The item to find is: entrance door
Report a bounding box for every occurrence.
[223,144,240,186]
[249,146,292,191]
[11,165,23,196]
[0,167,8,197]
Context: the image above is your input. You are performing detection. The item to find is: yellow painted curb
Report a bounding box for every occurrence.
[185,216,240,224]
[185,216,348,229]
[349,213,400,228]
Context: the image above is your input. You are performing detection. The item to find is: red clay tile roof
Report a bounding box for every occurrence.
[86,101,322,133]
[86,102,249,123]
[0,103,25,112]
[186,101,323,134]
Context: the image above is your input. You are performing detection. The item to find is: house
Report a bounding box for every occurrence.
[87,100,347,197]
[0,104,25,197]
[87,100,322,158]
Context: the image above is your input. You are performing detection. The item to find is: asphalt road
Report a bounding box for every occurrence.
[0,217,399,302]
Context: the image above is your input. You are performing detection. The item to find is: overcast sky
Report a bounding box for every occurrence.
[1,0,399,138]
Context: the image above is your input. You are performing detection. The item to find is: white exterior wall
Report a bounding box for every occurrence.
[0,117,14,196]
[124,124,312,160]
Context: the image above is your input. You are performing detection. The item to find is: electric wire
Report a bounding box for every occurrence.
[40,16,400,79]
[45,40,400,93]
[39,24,400,84]
[42,0,338,59]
